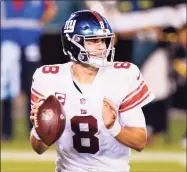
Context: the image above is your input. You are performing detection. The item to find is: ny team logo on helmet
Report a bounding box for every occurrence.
[61,10,115,68]
[64,20,77,33]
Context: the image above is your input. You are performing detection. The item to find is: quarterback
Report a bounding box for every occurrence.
[30,10,154,172]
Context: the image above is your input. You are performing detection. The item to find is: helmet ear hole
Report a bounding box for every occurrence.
[61,34,82,61]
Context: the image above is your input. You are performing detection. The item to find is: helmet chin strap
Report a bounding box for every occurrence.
[88,57,111,68]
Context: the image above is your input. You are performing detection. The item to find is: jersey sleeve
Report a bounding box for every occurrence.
[31,67,53,107]
[31,68,45,106]
[119,108,146,128]
[31,64,63,107]
[119,64,155,113]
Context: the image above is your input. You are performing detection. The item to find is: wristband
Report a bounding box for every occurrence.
[106,122,121,137]
[31,127,41,140]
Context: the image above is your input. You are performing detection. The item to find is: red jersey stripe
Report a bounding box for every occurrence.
[122,81,145,102]
[31,93,40,103]
[120,92,151,112]
[120,84,149,110]
[31,88,44,97]
[31,88,44,103]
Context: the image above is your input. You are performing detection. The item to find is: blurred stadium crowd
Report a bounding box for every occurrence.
[1,0,186,150]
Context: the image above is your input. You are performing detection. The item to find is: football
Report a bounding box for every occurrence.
[35,95,66,146]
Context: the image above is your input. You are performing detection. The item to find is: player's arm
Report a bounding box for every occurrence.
[30,68,50,154]
[103,99,146,152]
[103,63,154,151]
[115,109,147,152]
[30,101,49,155]
[116,128,146,152]
[30,135,49,155]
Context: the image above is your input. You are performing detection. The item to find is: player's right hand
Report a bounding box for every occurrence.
[30,99,45,126]
[102,97,117,129]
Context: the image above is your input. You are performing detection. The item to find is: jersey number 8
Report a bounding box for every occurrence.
[71,116,99,154]
[114,62,131,69]
[42,66,59,74]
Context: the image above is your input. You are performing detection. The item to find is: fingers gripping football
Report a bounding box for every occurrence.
[30,95,66,146]
[30,99,45,127]
[102,97,118,129]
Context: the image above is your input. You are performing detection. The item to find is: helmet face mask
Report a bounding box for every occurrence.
[61,10,115,68]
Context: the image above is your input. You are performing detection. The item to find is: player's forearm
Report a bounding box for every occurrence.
[115,127,147,152]
[30,135,49,154]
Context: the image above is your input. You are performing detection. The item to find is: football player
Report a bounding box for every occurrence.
[30,10,154,172]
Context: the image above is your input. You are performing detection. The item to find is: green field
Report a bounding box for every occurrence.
[1,117,186,172]
[1,161,186,172]
[2,161,55,172]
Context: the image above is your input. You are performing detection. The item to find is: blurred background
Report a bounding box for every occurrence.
[1,0,186,172]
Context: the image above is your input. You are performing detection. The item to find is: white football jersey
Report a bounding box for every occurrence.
[31,61,154,172]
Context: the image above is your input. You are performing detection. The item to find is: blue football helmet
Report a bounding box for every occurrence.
[61,10,115,68]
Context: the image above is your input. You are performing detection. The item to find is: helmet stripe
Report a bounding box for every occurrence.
[91,11,105,29]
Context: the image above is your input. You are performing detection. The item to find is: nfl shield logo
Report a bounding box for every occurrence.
[80,98,86,105]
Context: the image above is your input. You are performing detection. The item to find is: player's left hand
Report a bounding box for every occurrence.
[102,97,118,129]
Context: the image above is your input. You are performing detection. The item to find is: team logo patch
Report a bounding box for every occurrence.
[64,20,76,33]
[80,109,87,114]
